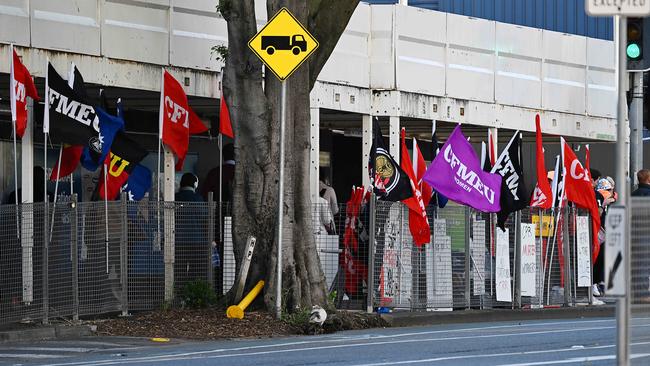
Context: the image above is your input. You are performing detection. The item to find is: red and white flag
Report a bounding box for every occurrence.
[219,90,234,138]
[561,138,601,262]
[530,115,553,209]
[159,70,207,170]
[400,129,430,246]
[412,138,433,207]
[10,46,39,138]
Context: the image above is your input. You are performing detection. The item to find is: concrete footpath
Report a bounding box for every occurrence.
[381,305,616,328]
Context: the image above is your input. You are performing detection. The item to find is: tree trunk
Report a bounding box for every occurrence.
[220,0,359,313]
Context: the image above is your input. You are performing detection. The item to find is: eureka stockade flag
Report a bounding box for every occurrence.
[423,125,502,212]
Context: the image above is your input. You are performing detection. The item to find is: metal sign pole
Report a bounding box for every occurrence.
[276,81,287,320]
[615,15,630,366]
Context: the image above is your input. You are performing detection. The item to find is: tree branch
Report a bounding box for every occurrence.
[307,0,360,90]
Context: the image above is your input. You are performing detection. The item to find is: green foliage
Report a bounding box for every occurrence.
[281,306,311,329]
[211,45,229,63]
[180,280,217,308]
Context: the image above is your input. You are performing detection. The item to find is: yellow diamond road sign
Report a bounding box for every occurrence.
[248,8,319,81]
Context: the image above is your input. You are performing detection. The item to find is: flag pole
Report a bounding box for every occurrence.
[103,163,109,273]
[219,133,223,244]
[10,44,20,239]
[49,146,63,242]
[157,69,164,249]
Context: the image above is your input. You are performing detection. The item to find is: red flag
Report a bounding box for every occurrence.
[400,129,430,246]
[413,138,433,207]
[160,70,204,171]
[342,187,367,295]
[530,115,553,209]
[561,138,601,262]
[50,145,83,181]
[219,91,234,138]
[10,47,39,138]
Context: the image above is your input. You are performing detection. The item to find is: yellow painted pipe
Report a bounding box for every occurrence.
[226,280,265,319]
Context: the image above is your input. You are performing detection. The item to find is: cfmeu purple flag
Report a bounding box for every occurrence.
[423,126,502,213]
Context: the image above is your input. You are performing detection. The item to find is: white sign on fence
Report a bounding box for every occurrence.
[576,216,592,288]
[586,0,650,16]
[496,228,512,302]
[428,219,453,309]
[605,206,626,296]
[520,223,537,297]
[472,219,486,295]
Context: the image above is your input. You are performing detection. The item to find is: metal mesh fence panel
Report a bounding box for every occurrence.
[630,198,650,351]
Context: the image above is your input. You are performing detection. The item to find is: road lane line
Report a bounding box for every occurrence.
[40,325,622,366]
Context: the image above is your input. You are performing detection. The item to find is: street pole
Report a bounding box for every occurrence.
[276,81,286,320]
[630,71,643,185]
[616,15,630,366]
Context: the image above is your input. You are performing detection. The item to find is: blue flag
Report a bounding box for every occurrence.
[80,106,124,171]
[121,164,152,201]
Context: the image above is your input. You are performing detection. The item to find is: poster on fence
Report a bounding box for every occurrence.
[496,228,512,302]
[576,216,591,288]
[427,219,453,309]
[472,219,486,295]
[520,223,537,297]
[315,235,339,290]
[380,203,412,307]
[223,217,235,295]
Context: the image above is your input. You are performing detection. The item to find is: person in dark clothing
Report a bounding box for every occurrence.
[175,173,203,202]
[174,173,208,291]
[632,169,650,197]
[201,143,235,203]
[3,166,52,204]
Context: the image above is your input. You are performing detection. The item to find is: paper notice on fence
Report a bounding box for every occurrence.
[496,228,512,302]
[427,219,453,309]
[576,216,591,287]
[472,219,486,295]
[520,223,537,297]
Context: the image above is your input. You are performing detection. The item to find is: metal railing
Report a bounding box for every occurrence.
[0,197,217,326]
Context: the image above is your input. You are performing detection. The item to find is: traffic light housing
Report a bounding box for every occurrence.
[628,18,650,71]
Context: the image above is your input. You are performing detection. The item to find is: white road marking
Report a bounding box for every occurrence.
[495,352,650,365]
[0,353,67,359]
[40,325,622,366]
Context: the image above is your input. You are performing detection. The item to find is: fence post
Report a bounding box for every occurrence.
[366,193,376,313]
[514,211,522,309]
[563,207,571,307]
[120,193,128,316]
[207,192,215,291]
[465,207,471,309]
[42,201,49,325]
[71,195,79,321]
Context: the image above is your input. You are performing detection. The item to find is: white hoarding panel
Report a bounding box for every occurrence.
[31,0,100,55]
[542,32,586,114]
[576,216,592,288]
[446,14,495,103]
[395,6,445,95]
[102,0,169,65]
[0,0,30,46]
[495,23,542,109]
[496,227,512,302]
[319,4,370,88]
[587,38,616,118]
[520,223,537,297]
[370,5,395,90]
[430,219,452,309]
[171,4,225,71]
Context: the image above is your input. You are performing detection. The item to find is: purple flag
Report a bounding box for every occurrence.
[423,126,502,212]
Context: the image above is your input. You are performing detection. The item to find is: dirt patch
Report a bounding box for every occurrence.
[91,308,388,340]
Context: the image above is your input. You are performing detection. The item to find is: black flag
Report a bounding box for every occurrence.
[491,132,529,229]
[368,120,412,201]
[46,63,99,145]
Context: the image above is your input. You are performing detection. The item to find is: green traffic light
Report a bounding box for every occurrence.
[628,43,641,59]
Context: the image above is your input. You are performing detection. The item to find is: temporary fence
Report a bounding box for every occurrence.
[313,199,597,312]
[630,198,650,351]
[0,197,217,326]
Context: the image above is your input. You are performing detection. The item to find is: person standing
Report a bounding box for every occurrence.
[319,168,338,216]
[632,169,650,197]
[175,173,206,290]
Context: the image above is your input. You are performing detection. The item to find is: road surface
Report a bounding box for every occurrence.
[1,316,650,365]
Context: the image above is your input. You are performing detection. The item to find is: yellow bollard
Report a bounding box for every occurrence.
[226,280,265,319]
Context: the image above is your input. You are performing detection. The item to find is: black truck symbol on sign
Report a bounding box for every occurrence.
[262,35,307,55]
